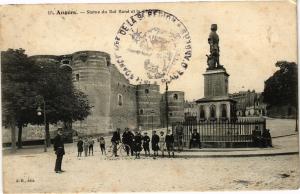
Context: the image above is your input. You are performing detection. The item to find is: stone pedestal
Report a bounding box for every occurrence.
[204,68,229,98]
[196,67,236,121]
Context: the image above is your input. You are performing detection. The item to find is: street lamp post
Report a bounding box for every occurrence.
[165,82,169,130]
[37,97,47,152]
[145,91,150,131]
[150,109,155,133]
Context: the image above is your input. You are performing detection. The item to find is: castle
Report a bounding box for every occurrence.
[31,51,185,135]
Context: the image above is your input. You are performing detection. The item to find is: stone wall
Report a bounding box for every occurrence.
[109,64,138,131]
[136,84,161,130]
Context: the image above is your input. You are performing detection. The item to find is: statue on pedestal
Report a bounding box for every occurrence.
[206,24,223,70]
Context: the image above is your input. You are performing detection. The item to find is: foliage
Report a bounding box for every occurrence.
[1,49,40,128]
[34,60,91,124]
[2,48,92,148]
[263,61,298,107]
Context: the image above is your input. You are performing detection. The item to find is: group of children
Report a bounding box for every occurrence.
[77,136,106,157]
[76,129,175,158]
[152,129,175,158]
[76,136,100,157]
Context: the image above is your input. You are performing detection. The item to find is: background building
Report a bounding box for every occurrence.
[229,90,267,117]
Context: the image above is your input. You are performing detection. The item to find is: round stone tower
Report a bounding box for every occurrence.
[136,84,161,130]
[71,51,112,134]
[167,91,185,124]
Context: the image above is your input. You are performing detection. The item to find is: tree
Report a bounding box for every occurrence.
[263,61,298,108]
[263,61,298,131]
[2,49,92,150]
[1,49,40,150]
[33,58,92,146]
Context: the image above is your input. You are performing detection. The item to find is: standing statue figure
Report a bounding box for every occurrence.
[207,24,222,69]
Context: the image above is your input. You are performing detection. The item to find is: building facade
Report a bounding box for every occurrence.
[229,90,267,117]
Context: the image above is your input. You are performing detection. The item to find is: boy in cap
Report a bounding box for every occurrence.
[151,130,159,157]
[133,131,142,159]
[111,128,121,157]
[142,132,150,156]
[165,129,175,158]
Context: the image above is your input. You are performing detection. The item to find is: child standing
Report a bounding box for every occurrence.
[99,136,106,155]
[151,130,159,157]
[142,132,150,156]
[83,137,89,157]
[77,137,83,157]
[159,131,165,157]
[133,131,142,159]
[88,137,94,156]
[165,130,175,158]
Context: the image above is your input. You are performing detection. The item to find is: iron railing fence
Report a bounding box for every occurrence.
[172,119,266,146]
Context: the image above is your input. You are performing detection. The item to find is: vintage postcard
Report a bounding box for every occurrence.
[0,0,299,193]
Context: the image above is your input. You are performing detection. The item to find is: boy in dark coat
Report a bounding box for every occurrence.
[88,137,94,156]
[142,132,150,156]
[99,136,106,155]
[54,128,65,173]
[77,137,83,157]
[165,130,175,158]
[111,128,121,157]
[133,131,142,159]
[122,128,134,156]
[151,130,159,157]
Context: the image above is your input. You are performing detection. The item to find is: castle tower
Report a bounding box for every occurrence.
[136,84,161,130]
[71,51,112,134]
[166,91,185,124]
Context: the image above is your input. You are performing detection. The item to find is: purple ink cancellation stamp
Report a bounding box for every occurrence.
[114,9,192,84]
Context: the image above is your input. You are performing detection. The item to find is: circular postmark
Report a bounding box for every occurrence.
[114,9,192,84]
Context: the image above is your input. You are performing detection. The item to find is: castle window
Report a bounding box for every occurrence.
[145,89,149,94]
[173,94,178,100]
[139,109,144,115]
[62,60,70,65]
[169,112,173,116]
[75,74,80,81]
[117,94,123,106]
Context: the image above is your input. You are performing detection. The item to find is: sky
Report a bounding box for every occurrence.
[0,1,297,100]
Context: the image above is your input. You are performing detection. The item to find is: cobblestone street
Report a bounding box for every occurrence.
[3,118,299,192]
[3,145,299,193]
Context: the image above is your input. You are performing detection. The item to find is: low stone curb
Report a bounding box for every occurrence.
[272,133,298,138]
[145,151,299,159]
